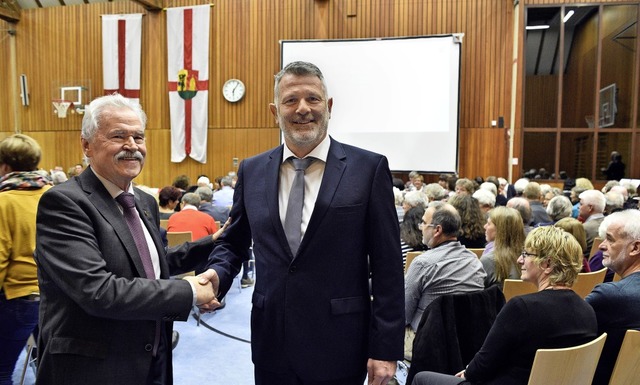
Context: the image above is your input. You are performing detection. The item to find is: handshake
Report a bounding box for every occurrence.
[183,269,222,313]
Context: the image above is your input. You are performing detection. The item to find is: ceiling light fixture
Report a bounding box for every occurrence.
[563,10,575,23]
[526,25,550,30]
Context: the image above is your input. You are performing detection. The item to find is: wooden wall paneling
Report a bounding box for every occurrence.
[1,20,15,133]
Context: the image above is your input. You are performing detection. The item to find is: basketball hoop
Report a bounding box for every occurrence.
[52,100,75,118]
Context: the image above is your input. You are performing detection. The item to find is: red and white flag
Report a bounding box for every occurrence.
[167,5,210,163]
[102,14,142,102]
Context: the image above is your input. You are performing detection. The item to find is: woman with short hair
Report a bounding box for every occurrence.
[0,134,52,384]
[412,226,598,385]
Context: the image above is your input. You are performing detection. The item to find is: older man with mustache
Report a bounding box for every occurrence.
[34,94,220,385]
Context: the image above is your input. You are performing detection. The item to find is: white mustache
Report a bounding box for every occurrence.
[115,151,144,161]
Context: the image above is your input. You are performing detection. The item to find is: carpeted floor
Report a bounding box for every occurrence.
[12,275,408,385]
[13,276,254,385]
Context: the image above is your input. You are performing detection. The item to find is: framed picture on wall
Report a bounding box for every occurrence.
[599,83,617,127]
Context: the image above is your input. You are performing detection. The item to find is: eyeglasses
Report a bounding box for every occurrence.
[419,222,436,230]
[520,251,538,258]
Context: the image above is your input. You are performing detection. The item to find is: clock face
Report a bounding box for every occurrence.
[222,79,245,102]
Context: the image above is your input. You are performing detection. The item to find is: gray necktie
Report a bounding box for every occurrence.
[116,193,156,279]
[284,157,314,256]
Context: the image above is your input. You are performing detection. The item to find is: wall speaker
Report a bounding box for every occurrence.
[20,74,29,106]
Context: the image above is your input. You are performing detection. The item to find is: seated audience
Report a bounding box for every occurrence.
[212,175,234,208]
[167,192,219,241]
[454,178,475,196]
[506,197,533,235]
[196,186,229,223]
[401,206,428,269]
[403,190,427,212]
[480,207,524,288]
[523,182,552,226]
[610,184,637,210]
[404,202,485,360]
[586,210,640,385]
[544,195,572,225]
[579,190,606,254]
[412,226,598,385]
[554,217,590,272]
[472,188,495,214]
[423,183,447,203]
[449,194,486,248]
[158,185,182,219]
[513,177,529,197]
[604,190,624,215]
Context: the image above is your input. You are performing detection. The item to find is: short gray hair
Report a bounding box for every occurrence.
[181,192,201,208]
[81,93,147,142]
[195,186,213,202]
[599,209,640,240]
[274,61,328,104]
[579,190,606,214]
[546,195,572,221]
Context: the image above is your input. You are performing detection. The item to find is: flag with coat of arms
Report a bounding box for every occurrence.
[167,5,210,163]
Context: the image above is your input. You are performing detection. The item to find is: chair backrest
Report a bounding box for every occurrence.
[573,268,607,299]
[468,248,484,258]
[166,231,193,247]
[527,333,607,385]
[608,330,640,385]
[590,237,604,257]
[405,251,422,275]
[502,279,537,302]
[159,219,169,229]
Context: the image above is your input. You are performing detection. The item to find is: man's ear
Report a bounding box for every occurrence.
[269,103,278,124]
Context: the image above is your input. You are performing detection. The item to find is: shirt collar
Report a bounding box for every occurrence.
[282,135,331,164]
[92,169,134,198]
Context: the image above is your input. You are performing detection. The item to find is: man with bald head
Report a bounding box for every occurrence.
[586,210,640,385]
[404,202,486,359]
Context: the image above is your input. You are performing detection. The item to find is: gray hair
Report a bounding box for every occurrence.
[546,195,572,221]
[404,191,427,208]
[181,192,201,208]
[473,189,496,208]
[579,190,606,214]
[195,186,213,202]
[480,182,497,196]
[274,61,328,104]
[81,93,147,142]
[429,202,461,236]
[599,209,640,240]
[220,175,234,187]
[424,183,447,201]
[605,191,624,212]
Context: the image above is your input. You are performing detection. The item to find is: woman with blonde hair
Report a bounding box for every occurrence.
[0,134,52,383]
[412,226,598,385]
[554,217,591,272]
[480,207,525,287]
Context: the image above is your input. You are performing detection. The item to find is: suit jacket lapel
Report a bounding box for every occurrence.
[296,138,347,259]
[78,168,154,279]
[265,145,294,258]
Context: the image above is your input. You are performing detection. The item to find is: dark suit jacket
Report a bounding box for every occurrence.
[407,286,506,384]
[35,167,215,385]
[208,137,405,381]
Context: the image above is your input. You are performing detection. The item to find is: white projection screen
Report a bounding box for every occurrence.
[280,35,462,173]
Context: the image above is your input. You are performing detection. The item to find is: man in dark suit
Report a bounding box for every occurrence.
[198,61,404,384]
[35,94,219,385]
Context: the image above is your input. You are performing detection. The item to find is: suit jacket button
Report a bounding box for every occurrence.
[145,344,153,352]
[289,266,296,273]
